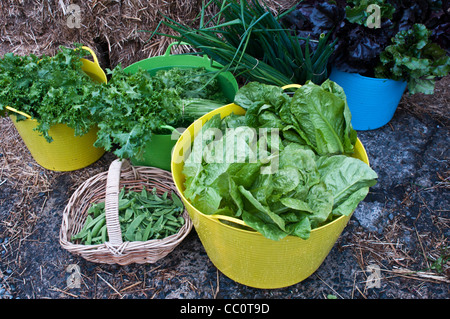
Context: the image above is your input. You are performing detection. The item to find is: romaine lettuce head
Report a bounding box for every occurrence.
[182,83,376,241]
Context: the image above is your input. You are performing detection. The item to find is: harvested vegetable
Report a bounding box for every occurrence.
[160,0,336,86]
[282,0,449,80]
[375,23,450,95]
[234,80,357,156]
[92,66,228,159]
[182,81,378,241]
[71,187,185,245]
[0,47,229,160]
[0,44,101,142]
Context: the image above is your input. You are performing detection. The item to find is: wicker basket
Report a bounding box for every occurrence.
[60,159,192,265]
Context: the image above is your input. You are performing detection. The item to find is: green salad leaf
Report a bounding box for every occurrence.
[182,81,377,241]
[0,44,101,142]
[345,0,395,26]
[235,80,357,156]
[375,23,450,94]
[92,66,228,159]
[0,49,228,159]
[317,155,378,217]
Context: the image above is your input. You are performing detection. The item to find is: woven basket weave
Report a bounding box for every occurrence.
[60,159,192,265]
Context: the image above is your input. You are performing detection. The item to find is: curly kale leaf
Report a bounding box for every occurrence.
[92,67,182,159]
[92,66,227,159]
[0,44,100,142]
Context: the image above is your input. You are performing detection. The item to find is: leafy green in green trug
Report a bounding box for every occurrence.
[92,66,228,159]
[182,81,377,241]
[375,23,450,94]
[0,44,101,142]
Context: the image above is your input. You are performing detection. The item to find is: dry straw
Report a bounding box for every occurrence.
[0,0,204,66]
[60,159,192,265]
[0,0,296,67]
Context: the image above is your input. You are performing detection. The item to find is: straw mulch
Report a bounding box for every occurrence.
[399,75,450,127]
[0,0,297,68]
[0,0,201,67]
[0,117,114,239]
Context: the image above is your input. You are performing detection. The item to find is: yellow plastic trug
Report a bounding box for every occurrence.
[171,103,371,289]
[7,46,107,172]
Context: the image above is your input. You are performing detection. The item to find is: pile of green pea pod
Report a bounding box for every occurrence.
[71,186,185,245]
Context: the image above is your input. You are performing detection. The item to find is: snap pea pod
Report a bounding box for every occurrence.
[124,214,147,242]
[164,225,178,233]
[72,214,93,240]
[142,221,153,241]
[171,193,184,209]
[85,230,92,245]
[100,224,107,243]
[71,212,104,241]
[91,217,106,238]
[119,198,135,210]
[167,213,181,222]
[152,214,166,234]
[85,212,106,230]
[135,231,144,241]
[166,220,183,228]
[120,208,134,223]
[153,207,176,216]
[88,202,105,218]
[71,186,185,245]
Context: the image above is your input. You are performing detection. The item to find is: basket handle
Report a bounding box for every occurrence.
[104,159,133,245]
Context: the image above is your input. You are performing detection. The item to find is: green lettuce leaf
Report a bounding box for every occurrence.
[317,155,378,216]
[235,80,357,156]
[0,44,100,142]
[285,216,311,240]
[182,82,377,241]
[286,80,357,156]
[242,210,289,241]
[375,24,450,95]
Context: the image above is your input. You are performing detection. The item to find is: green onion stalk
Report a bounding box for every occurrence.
[155,0,336,86]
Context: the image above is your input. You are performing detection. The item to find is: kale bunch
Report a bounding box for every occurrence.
[91,66,227,159]
[0,44,100,142]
